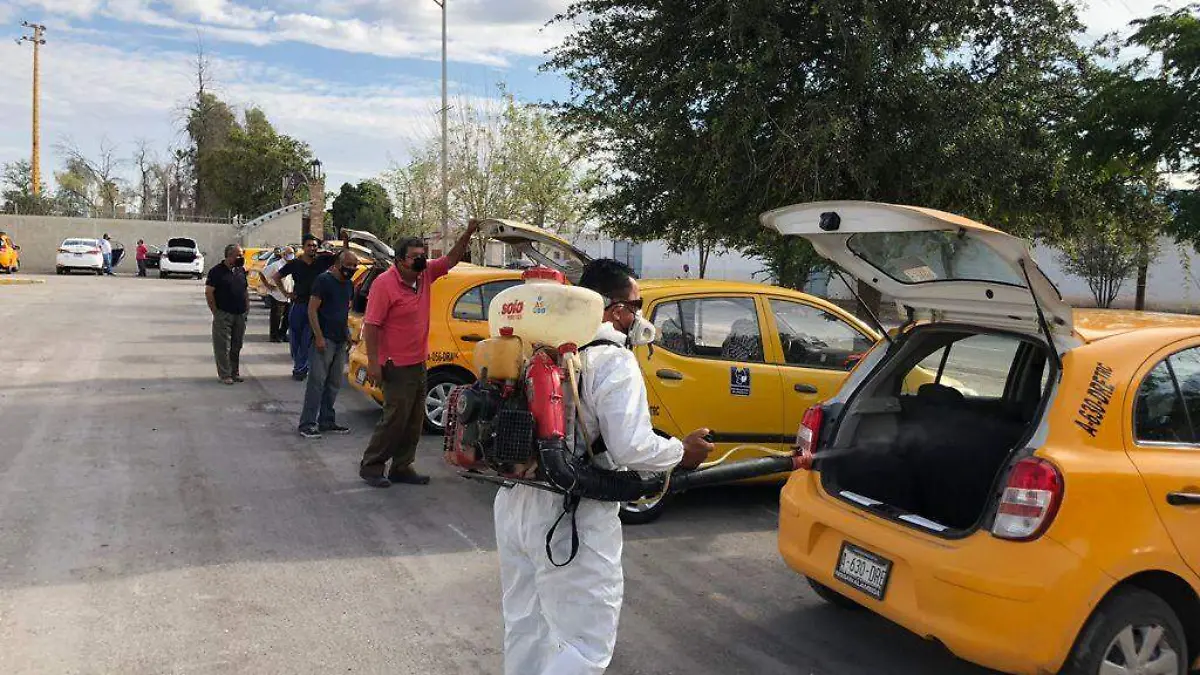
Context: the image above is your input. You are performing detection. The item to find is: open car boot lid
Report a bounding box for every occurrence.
[760,201,1072,337]
[476,218,592,283]
[336,229,395,263]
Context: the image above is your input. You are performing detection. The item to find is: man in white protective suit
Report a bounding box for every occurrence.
[494,258,714,675]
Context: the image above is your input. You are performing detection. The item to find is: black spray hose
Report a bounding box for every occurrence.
[537,439,668,502]
[666,455,801,494]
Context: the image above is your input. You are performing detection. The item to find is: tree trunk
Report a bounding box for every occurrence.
[1135,247,1149,311]
[698,240,710,278]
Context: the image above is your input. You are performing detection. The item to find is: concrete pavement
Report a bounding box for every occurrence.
[0,274,996,675]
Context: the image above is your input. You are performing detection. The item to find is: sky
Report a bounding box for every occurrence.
[0,0,1191,210]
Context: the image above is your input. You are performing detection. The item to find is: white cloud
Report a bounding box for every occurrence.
[6,0,571,65]
[0,38,463,198]
[1075,0,1192,39]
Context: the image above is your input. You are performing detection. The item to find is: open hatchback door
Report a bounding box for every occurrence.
[336,228,395,264]
[760,201,1072,337]
[476,218,592,283]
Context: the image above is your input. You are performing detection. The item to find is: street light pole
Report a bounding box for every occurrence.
[433,0,448,246]
[17,21,47,198]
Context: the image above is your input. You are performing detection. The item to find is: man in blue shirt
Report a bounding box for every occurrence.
[298,249,358,438]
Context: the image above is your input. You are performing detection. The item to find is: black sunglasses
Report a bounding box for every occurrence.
[605,297,643,312]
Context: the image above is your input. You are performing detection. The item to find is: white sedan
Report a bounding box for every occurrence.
[56,238,105,275]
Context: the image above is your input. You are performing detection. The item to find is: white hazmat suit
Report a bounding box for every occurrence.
[494,321,684,675]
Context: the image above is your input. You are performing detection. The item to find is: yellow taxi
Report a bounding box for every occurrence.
[245,247,275,300]
[344,219,891,523]
[763,201,1200,675]
[0,231,21,273]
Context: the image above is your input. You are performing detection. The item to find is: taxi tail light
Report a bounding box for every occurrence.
[992,457,1062,541]
[796,406,823,458]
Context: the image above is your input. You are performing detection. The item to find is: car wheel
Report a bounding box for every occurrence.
[96,269,104,276]
[160,271,167,279]
[1063,587,1186,675]
[424,371,473,434]
[619,492,673,525]
[806,577,863,610]
[194,273,202,280]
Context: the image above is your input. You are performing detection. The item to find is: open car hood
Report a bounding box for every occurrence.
[760,201,1072,336]
[476,218,591,283]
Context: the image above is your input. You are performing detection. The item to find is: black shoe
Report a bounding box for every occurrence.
[299,426,322,439]
[361,474,391,488]
[319,424,351,435]
[292,372,307,381]
[387,468,430,485]
[232,374,245,383]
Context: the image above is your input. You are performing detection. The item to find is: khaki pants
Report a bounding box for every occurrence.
[359,363,426,478]
[212,309,247,380]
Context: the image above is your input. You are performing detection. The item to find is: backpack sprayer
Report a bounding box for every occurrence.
[443,267,814,508]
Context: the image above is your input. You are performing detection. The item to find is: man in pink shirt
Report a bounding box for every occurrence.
[358,220,480,488]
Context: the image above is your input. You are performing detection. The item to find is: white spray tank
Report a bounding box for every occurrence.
[487,267,604,348]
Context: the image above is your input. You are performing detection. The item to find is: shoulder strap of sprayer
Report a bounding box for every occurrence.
[545,338,626,567]
[574,339,625,457]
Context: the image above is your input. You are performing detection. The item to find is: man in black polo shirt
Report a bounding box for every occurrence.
[273,234,337,380]
[298,250,358,438]
[205,244,250,385]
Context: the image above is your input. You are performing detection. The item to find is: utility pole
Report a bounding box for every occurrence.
[432,0,448,246]
[17,21,47,198]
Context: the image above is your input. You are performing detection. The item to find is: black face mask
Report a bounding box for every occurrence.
[411,256,428,272]
[339,265,357,278]
[233,256,245,268]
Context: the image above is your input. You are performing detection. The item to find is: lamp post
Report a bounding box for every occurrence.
[432,0,448,247]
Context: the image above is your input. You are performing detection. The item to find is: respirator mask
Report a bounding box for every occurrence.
[626,312,656,347]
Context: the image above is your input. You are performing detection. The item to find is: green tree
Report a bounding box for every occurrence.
[330,180,397,238]
[186,91,237,217]
[547,0,1092,298]
[200,107,314,219]
[1,160,51,215]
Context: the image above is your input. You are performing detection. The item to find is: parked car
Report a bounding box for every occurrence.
[159,237,205,279]
[55,238,105,274]
[344,219,904,523]
[766,200,1200,675]
[144,244,163,269]
[246,248,277,301]
[0,232,21,273]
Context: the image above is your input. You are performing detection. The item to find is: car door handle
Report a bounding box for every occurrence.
[1167,492,1200,506]
[656,369,684,381]
[794,383,819,394]
[461,334,486,343]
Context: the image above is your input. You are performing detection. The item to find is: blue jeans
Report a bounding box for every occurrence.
[299,340,347,430]
[288,302,312,376]
[102,252,113,275]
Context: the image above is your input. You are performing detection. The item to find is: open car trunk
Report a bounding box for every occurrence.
[819,326,1053,533]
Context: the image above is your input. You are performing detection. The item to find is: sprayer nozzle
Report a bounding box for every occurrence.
[794,450,815,471]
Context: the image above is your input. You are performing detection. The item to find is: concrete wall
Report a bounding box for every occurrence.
[0,215,238,273]
[242,209,304,250]
[0,212,308,273]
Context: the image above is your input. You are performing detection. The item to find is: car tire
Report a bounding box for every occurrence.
[160,271,167,279]
[424,370,473,434]
[194,273,202,280]
[806,577,863,611]
[619,492,673,525]
[1063,587,1186,675]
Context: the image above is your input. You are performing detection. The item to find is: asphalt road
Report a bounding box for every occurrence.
[0,274,997,675]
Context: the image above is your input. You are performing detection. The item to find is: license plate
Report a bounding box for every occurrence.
[834,542,892,601]
[355,368,367,385]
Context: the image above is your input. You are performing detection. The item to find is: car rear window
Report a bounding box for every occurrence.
[848,231,1024,287]
[64,239,95,247]
[168,238,196,248]
[902,333,1022,399]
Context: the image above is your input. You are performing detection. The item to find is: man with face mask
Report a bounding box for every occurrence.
[357,220,480,487]
[205,244,250,385]
[297,250,359,438]
[494,258,713,675]
[273,234,337,380]
[263,246,295,343]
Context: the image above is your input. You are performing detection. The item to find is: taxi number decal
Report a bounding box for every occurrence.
[731,367,751,397]
[649,406,660,417]
[1075,362,1114,438]
[429,351,456,363]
